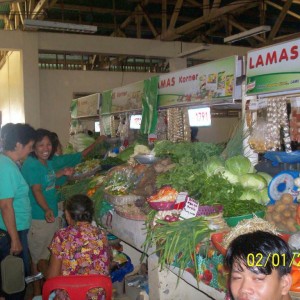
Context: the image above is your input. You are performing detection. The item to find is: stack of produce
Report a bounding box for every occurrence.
[265,193,299,232]
[204,155,271,205]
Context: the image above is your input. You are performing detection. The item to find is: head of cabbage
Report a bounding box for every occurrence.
[203,156,225,177]
[239,173,267,190]
[225,155,253,176]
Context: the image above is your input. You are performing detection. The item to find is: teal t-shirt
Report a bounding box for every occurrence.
[21,156,58,220]
[0,154,31,230]
[51,152,82,187]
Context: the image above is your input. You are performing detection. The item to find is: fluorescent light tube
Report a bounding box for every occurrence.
[224,25,271,43]
[23,19,97,34]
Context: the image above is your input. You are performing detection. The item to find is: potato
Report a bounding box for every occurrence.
[272,212,281,223]
[283,210,292,218]
[265,214,273,223]
[281,193,294,204]
[292,211,297,218]
[267,205,275,213]
[274,204,286,213]
[286,219,297,232]
[290,204,297,211]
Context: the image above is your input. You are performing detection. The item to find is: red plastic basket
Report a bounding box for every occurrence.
[148,201,175,211]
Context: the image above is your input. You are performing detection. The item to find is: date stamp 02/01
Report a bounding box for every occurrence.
[247,253,300,268]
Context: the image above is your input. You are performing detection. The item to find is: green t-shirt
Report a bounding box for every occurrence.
[51,152,82,187]
[0,154,31,230]
[21,156,58,220]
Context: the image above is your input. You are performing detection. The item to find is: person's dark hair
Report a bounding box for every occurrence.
[225,231,292,277]
[64,194,94,223]
[49,132,60,157]
[2,123,36,151]
[31,128,54,158]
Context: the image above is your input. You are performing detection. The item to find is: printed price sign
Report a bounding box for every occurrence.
[179,197,199,220]
[174,192,188,210]
[188,107,211,127]
[130,114,142,129]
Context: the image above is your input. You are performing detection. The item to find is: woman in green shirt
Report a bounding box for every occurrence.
[0,123,36,300]
[21,128,106,296]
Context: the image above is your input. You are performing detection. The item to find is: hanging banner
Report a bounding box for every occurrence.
[111,80,144,113]
[246,39,300,95]
[158,56,241,108]
[140,76,159,134]
[100,90,112,115]
[76,93,100,118]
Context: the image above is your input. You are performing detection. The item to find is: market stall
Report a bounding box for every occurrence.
[60,49,300,299]
[245,38,300,296]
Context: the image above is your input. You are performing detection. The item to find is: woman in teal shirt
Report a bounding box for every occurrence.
[21,128,106,296]
[0,123,36,300]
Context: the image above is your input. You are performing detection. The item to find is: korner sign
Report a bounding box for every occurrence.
[246,39,300,95]
[158,56,241,107]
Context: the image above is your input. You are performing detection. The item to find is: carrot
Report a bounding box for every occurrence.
[296,205,300,225]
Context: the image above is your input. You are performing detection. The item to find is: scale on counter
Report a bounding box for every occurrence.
[268,170,300,204]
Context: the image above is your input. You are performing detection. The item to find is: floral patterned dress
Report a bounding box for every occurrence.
[49,222,111,300]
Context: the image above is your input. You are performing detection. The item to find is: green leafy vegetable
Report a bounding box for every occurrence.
[154,141,223,164]
[239,173,267,190]
[257,172,273,185]
[225,155,252,176]
[203,156,225,177]
[240,188,262,203]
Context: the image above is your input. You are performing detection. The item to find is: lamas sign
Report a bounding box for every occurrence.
[246,40,300,95]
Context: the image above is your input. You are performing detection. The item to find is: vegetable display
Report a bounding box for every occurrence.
[143,215,211,281]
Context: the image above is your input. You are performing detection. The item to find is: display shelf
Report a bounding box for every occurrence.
[71,114,99,120]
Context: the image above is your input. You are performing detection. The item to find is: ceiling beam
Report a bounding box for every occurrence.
[203,0,209,16]
[267,0,293,42]
[135,5,142,38]
[138,4,158,37]
[266,0,300,20]
[168,0,183,30]
[161,0,167,34]
[51,4,130,16]
[160,0,259,40]
[210,0,222,15]
[15,2,24,25]
[31,0,48,20]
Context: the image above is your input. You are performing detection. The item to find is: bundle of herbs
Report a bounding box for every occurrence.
[156,162,265,218]
[154,141,223,163]
[142,213,211,283]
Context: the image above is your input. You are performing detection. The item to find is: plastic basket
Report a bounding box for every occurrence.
[148,200,175,211]
[197,205,223,216]
[103,191,142,206]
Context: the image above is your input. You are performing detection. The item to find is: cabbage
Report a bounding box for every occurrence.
[239,173,267,190]
[260,188,270,205]
[221,169,239,184]
[203,156,225,177]
[257,172,272,185]
[240,188,261,203]
[69,133,95,152]
[225,155,252,176]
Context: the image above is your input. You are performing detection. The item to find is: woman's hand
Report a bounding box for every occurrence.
[95,135,107,144]
[10,237,23,255]
[45,209,55,223]
[56,167,74,178]
[63,167,75,176]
